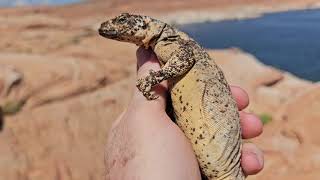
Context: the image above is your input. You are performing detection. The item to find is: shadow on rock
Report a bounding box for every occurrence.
[0,107,4,131]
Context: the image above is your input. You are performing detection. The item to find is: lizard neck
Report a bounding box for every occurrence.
[146,23,167,50]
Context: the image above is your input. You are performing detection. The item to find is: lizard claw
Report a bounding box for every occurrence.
[148,93,159,100]
[141,90,159,100]
[149,69,157,76]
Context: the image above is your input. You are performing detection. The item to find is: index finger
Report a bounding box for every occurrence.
[230,86,249,110]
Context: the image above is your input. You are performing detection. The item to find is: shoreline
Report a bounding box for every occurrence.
[169,9,320,83]
[158,5,320,25]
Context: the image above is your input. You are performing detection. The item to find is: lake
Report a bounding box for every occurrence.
[179,9,320,82]
[0,0,82,6]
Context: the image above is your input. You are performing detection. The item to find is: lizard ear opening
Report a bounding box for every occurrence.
[142,20,164,49]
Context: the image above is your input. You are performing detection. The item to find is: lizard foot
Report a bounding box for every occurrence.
[136,81,159,100]
[136,77,157,100]
[136,70,163,100]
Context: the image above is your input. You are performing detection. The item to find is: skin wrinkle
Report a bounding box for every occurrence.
[105,114,138,180]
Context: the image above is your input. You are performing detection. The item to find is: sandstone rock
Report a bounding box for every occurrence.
[210,48,284,92]
[209,48,314,115]
[0,65,22,99]
[1,78,133,180]
[0,53,107,108]
[0,14,68,29]
[276,85,320,146]
[249,85,320,180]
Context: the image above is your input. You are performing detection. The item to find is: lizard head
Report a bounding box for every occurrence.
[99,13,165,48]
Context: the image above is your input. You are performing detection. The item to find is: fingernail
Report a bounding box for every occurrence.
[243,143,264,168]
[256,151,264,167]
[248,150,263,168]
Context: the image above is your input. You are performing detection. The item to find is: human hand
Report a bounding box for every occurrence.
[105,48,264,180]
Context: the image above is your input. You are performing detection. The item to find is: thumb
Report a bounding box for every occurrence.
[130,47,168,110]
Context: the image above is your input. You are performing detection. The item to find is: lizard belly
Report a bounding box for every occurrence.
[170,60,244,180]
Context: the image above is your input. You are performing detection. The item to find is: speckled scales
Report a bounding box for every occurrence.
[99,13,245,180]
[170,58,244,180]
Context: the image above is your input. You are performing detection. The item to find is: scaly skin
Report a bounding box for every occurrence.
[99,13,244,180]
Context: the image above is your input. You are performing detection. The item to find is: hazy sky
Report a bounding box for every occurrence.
[0,0,81,6]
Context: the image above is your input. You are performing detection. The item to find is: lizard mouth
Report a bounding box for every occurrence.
[98,26,118,39]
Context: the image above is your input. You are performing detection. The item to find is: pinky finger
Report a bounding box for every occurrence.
[241,143,264,176]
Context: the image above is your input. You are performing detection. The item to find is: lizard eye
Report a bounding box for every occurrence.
[117,17,127,24]
[142,23,147,29]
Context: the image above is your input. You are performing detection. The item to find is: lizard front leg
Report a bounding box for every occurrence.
[136,50,195,100]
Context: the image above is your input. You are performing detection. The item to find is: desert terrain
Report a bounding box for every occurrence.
[0,0,320,179]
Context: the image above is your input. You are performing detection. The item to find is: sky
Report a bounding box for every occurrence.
[0,0,81,6]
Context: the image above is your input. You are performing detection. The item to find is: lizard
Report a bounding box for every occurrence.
[99,13,244,180]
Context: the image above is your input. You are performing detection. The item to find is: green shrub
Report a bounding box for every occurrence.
[259,113,272,125]
[1,100,25,115]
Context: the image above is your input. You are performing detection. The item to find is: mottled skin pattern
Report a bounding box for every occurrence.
[99,13,245,180]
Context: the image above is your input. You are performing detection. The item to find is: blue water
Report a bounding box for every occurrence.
[0,0,82,7]
[180,9,320,82]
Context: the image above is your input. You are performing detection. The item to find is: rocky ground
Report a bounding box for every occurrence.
[0,0,319,179]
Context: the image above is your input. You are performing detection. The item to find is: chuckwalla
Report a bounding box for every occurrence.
[99,13,244,180]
